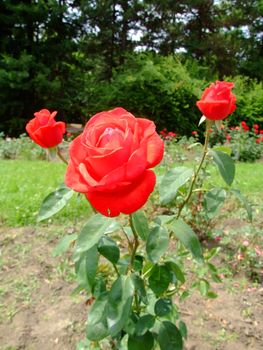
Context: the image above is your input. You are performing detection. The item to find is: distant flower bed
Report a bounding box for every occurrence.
[159,120,263,163]
[0,133,47,160]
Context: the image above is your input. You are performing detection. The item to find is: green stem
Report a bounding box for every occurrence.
[176,120,212,219]
[129,215,139,269]
[56,147,68,165]
[113,263,120,276]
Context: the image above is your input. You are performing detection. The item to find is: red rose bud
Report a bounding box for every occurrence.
[65,107,164,217]
[26,109,66,148]
[192,131,198,136]
[260,130,263,135]
[196,81,236,120]
[253,124,259,129]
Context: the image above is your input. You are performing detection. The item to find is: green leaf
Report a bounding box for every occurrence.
[204,188,227,218]
[165,261,185,284]
[124,312,139,336]
[169,219,203,262]
[86,292,109,341]
[134,255,144,272]
[231,189,253,222]
[148,265,171,297]
[131,273,147,304]
[213,145,232,156]
[146,225,169,263]
[135,314,155,336]
[157,321,183,350]
[199,280,209,296]
[210,149,235,186]
[178,320,187,339]
[159,167,193,205]
[52,233,77,257]
[128,331,154,350]
[206,291,218,299]
[107,275,134,337]
[131,210,150,241]
[74,214,117,259]
[98,235,120,264]
[75,245,98,292]
[37,183,74,222]
[154,298,173,317]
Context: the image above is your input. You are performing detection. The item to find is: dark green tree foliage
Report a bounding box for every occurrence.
[0,0,84,134]
[84,54,204,135]
[80,0,143,79]
[0,0,262,135]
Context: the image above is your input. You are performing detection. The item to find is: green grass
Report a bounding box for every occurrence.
[231,162,263,194]
[0,159,262,226]
[0,160,91,226]
[205,161,263,195]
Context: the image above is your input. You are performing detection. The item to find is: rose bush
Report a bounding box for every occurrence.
[26,109,66,148]
[65,107,164,217]
[196,81,236,120]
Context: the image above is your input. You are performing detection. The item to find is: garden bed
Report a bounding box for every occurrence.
[0,221,262,350]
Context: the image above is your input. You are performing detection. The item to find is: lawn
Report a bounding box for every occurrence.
[0,160,91,226]
[0,159,262,227]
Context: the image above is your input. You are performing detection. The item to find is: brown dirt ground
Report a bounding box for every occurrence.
[0,225,262,350]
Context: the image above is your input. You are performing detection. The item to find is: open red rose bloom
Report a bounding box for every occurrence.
[196,81,236,120]
[26,109,66,148]
[65,108,164,217]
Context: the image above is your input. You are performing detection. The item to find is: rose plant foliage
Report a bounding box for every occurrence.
[26,81,251,349]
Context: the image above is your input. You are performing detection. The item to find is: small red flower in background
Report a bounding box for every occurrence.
[26,109,66,148]
[196,81,236,120]
[260,130,263,135]
[192,131,198,136]
[253,124,259,130]
[167,131,177,138]
[226,134,231,141]
[256,138,260,144]
[65,107,164,217]
[241,121,249,132]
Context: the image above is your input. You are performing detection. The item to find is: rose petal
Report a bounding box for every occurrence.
[33,122,65,148]
[65,160,90,193]
[86,170,156,217]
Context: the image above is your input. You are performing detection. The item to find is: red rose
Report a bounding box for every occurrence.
[191,131,198,136]
[65,107,164,217]
[196,81,236,120]
[26,109,66,148]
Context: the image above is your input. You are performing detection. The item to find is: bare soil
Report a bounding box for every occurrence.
[0,225,262,350]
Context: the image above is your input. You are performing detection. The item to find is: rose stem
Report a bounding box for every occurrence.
[129,214,141,314]
[129,215,140,269]
[176,119,213,219]
[56,147,68,165]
